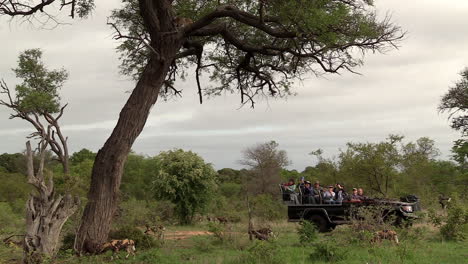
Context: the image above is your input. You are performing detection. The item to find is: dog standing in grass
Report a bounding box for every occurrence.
[371,230,399,245]
[101,239,136,259]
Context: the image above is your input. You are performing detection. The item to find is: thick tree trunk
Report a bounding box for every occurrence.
[23,141,80,264]
[74,40,182,253]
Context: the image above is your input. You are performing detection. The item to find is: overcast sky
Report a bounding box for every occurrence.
[0,0,466,170]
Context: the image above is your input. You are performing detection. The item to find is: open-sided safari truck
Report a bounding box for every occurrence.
[280,185,421,232]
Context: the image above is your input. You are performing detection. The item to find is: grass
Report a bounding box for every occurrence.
[1,222,467,264]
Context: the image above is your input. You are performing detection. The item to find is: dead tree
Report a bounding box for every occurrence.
[23,141,80,264]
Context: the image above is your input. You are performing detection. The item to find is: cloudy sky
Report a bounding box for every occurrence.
[0,0,466,170]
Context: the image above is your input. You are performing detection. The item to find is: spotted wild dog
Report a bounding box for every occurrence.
[101,239,136,259]
[371,230,399,245]
[216,217,228,224]
[144,224,166,240]
[248,227,274,241]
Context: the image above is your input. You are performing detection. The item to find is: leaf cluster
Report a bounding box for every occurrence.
[12,49,68,114]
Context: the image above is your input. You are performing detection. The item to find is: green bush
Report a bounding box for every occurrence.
[440,199,468,241]
[297,221,318,246]
[245,241,282,264]
[0,202,24,235]
[251,194,284,221]
[310,240,347,262]
[109,226,158,249]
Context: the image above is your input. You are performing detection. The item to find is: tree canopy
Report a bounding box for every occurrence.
[110,0,403,106]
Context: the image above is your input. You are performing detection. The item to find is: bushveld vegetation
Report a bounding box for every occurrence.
[0,136,467,263]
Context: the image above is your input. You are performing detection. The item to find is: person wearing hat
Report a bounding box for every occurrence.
[302,181,314,204]
[312,181,323,204]
[350,188,361,202]
[323,185,336,204]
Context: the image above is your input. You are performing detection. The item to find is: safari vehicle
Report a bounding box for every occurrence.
[280,186,421,232]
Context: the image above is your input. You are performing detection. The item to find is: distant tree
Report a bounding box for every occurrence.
[0,153,26,174]
[339,135,402,197]
[2,0,405,252]
[306,149,339,184]
[70,149,96,165]
[152,149,216,224]
[241,141,290,195]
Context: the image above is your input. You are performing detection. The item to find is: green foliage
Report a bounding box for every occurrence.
[0,202,24,235]
[69,149,96,164]
[114,199,172,228]
[339,135,402,197]
[310,240,347,262]
[0,172,30,204]
[251,194,284,221]
[297,220,318,246]
[244,241,282,264]
[452,139,468,168]
[439,67,468,137]
[109,226,158,249]
[153,149,217,224]
[13,49,68,113]
[440,197,468,241]
[110,0,401,103]
[121,153,159,201]
[0,153,26,174]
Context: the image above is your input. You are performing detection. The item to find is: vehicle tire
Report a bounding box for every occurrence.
[308,215,331,233]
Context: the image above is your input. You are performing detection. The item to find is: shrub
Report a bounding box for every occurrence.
[440,199,468,241]
[251,194,284,221]
[310,240,347,262]
[246,241,282,264]
[297,221,318,246]
[109,226,158,249]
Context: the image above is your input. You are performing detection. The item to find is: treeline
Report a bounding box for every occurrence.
[0,135,466,234]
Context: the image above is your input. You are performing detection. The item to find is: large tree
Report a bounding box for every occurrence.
[439,68,468,168]
[1,0,404,253]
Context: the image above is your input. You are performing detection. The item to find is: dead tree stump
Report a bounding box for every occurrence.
[23,141,80,264]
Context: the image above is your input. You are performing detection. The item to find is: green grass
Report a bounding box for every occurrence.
[1,222,467,264]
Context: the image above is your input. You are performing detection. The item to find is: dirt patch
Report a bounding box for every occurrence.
[165,231,213,240]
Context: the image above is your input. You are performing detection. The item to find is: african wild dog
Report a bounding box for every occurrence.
[371,230,399,245]
[101,239,136,259]
[248,227,274,241]
[144,224,166,240]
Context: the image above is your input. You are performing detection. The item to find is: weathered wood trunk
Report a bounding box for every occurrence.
[74,1,184,252]
[23,141,80,264]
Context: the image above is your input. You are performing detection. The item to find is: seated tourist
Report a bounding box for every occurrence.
[349,188,362,202]
[302,181,315,204]
[312,181,323,204]
[323,185,336,204]
[282,178,299,204]
[282,178,296,193]
[334,183,347,203]
[357,188,367,200]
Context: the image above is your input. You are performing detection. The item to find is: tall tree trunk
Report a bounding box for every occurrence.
[74,44,182,253]
[74,0,183,253]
